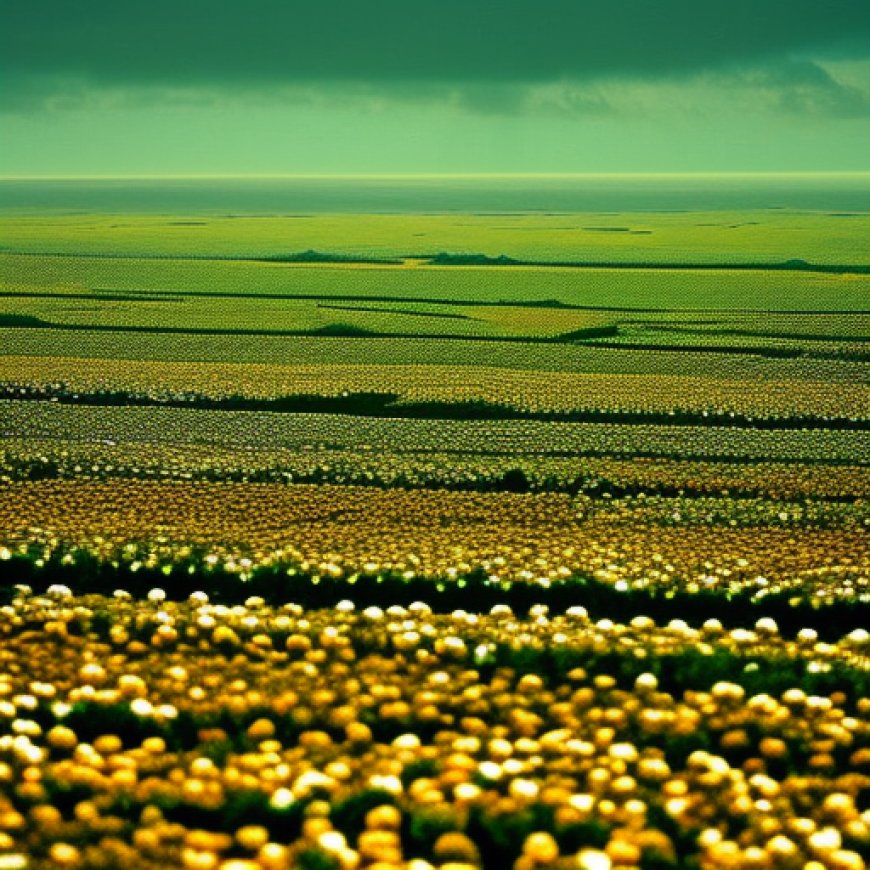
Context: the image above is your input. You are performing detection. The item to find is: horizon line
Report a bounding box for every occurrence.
[2,171,870,182]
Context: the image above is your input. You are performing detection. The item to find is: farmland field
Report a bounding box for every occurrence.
[1,197,868,869]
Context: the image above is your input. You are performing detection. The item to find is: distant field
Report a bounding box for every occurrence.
[3,253,870,312]
[2,212,869,375]
[2,209,870,264]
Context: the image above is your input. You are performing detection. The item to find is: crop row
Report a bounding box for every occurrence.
[2,357,867,422]
[583,328,867,361]
[3,439,868,501]
[4,402,867,465]
[0,295,616,340]
[620,311,869,338]
[4,288,868,343]
[7,249,870,310]
[0,481,866,606]
[4,330,866,389]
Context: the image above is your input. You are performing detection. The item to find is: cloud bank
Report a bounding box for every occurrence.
[2,0,869,117]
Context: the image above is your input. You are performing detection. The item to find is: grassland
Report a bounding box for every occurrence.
[0,209,868,869]
[3,253,870,312]
[3,209,870,264]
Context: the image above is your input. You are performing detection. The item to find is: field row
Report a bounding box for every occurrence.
[583,328,866,361]
[4,331,866,390]
[3,402,867,464]
[4,252,870,311]
[0,295,612,340]
[2,297,868,364]
[2,357,867,422]
[1,481,866,606]
[4,439,869,501]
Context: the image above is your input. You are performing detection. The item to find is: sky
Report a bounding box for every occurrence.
[1,0,869,176]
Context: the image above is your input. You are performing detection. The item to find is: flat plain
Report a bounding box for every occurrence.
[0,207,868,869]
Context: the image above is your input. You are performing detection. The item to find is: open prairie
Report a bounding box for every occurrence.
[1,201,868,869]
[3,208,870,263]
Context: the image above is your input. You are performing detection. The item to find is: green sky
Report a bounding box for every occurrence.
[1,0,869,176]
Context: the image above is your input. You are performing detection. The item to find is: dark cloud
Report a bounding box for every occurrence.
[2,0,868,92]
[749,61,870,118]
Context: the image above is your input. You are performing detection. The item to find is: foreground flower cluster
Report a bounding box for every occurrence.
[0,588,868,870]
